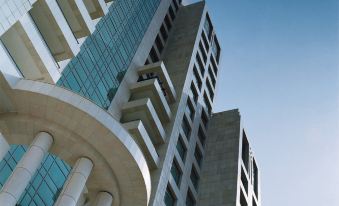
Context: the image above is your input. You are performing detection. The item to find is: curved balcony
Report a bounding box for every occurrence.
[0,77,151,205]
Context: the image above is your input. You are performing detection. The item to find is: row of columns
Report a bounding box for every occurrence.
[0,132,113,206]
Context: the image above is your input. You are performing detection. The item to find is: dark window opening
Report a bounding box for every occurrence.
[171,159,182,186]
[241,168,249,194]
[240,189,248,206]
[201,110,209,128]
[193,66,202,90]
[201,31,209,51]
[190,166,200,190]
[253,159,259,197]
[155,35,164,54]
[199,41,207,64]
[242,131,250,172]
[164,185,176,206]
[186,99,195,120]
[182,116,191,139]
[210,56,218,75]
[160,24,168,41]
[186,189,196,206]
[149,47,159,63]
[204,14,213,39]
[196,54,205,75]
[208,66,216,87]
[177,136,187,161]
[198,127,206,146]
[164,14,172,30]
[194,145,203,167]
[169,6,176,21]
[212,36,221,63]
[189,83,199,103]
[206,79,214,100]
[203,93,212,114]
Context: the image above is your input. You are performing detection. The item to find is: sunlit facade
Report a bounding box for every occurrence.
[0,0,260,206]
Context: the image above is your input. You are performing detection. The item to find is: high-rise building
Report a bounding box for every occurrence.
[0,0,260,206]
[198,110,261,206]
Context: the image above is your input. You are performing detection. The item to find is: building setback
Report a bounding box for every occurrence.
[0,0,260,206]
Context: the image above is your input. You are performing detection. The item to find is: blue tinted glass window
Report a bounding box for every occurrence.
[57,0,161,109]
[0,145,71,206]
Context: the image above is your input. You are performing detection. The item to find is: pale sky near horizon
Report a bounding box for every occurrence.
[185,0,339,205]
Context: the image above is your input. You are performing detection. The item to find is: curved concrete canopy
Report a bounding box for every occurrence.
[0,78,151,205]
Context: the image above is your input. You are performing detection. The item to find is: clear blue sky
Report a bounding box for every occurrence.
[186,0,339,205]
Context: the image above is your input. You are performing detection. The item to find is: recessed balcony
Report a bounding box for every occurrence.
[0,16,61,83]
[56,0,95,38]
[137,61,176,103]
[83,0,107,20]
[29,0,79,62]
[121,98,166,145]
[130,78,171,123]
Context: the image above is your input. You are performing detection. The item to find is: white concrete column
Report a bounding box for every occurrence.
[55,157,93,206]
[0,132,10,161]
[0,132,53,206]
[94,192,113,206]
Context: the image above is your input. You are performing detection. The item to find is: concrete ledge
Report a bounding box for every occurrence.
[130,78,171,123]
[121,98,166,145]
[123,120,159,170]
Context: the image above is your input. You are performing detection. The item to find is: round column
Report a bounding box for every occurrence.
[94,192,113,206]
[0,132,53,206]
[0,132,10,161]
[55,157,93,206]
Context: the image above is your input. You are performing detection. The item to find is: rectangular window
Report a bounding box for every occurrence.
[204,14,213,39]
[240,189,248,206]
[201,31,209,51]
[190,166,200,190]
[177,136,187,162]
[242,131,250,172]
[198,127,206,146]
[155,35,164,54]
[210,56,218,75]
[203,93,212,114]
[206,79,214,100]
[182,116,191,139]
[208,66,216,87]
[164,14,172,30]
[171,159,182,186]
[189,83,198,103]
[186,98,195,120]
[194,145,203,167]
[193,66,202,90]
[241,168,249,194]
[201,110,209,128]
[169,5,176,21]
[149,46,159,63]
[212,36,221,63]
[164,185,176,206]
[186,189,196,206]
[199,41,207,64]
[253,159,259,197]
[196,54,205,75]
[160,24,168,41]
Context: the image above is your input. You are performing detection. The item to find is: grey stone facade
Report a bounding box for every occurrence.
[198,110,261,206]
